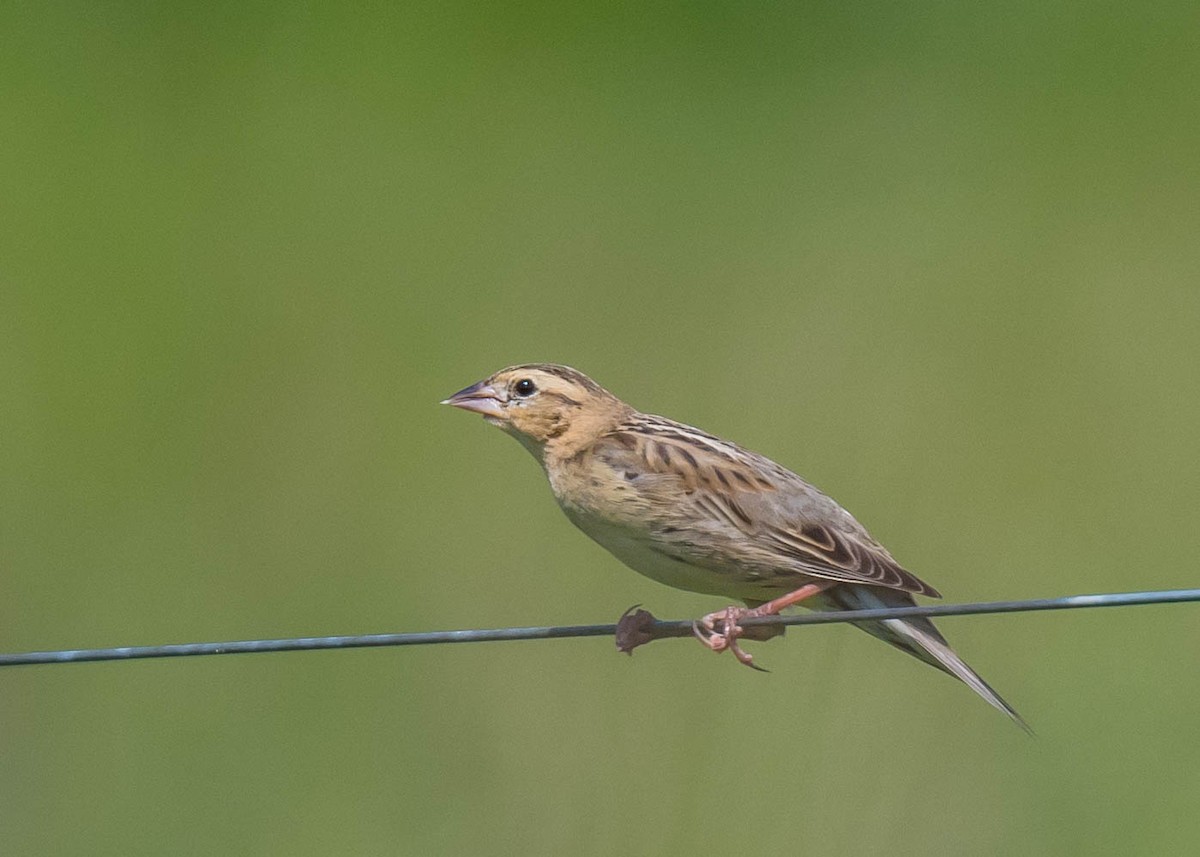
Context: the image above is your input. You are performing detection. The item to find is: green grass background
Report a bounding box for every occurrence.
[3,3,1199,854]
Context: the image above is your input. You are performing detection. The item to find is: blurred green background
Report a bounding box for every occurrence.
[3,3,1199,854]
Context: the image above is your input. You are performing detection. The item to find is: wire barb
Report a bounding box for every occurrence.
[1,587,1198,668]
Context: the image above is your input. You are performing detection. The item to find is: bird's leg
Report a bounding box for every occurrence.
[744,581,833,617]
[693,582,831,670]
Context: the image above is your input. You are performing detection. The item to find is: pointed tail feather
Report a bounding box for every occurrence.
[879,614,1031,734]
[814,585,1031,733]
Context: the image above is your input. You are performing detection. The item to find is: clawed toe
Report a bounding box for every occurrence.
[692,606,769,671]
[692,606,741,653]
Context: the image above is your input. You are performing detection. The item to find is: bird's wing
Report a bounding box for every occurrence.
[754,517,940,597]
[598,416,941,598]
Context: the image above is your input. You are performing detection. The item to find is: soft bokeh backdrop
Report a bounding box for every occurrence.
[3,3,1199,854]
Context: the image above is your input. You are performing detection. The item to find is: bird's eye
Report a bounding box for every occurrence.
[514,378,537,397]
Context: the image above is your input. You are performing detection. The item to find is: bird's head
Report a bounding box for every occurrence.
[442,364,628,453]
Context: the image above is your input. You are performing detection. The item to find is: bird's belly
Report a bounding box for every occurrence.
[564,508,751,600]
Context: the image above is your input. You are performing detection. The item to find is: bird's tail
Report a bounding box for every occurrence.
[814,585,1030,733]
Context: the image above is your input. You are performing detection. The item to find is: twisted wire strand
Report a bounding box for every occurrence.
[1,587,1196,668]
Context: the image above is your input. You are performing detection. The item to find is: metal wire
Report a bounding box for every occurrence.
[1,587,1197,668]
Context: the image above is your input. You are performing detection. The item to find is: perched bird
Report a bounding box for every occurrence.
[444,363,1026,729]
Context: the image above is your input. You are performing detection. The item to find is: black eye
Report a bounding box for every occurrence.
[514,378,537,397]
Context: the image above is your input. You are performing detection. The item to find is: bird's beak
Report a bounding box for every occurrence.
[441,381,507,420]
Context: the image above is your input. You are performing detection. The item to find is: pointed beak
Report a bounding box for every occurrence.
[441,381,507,420]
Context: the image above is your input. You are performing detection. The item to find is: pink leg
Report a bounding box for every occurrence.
[693,582,832,669]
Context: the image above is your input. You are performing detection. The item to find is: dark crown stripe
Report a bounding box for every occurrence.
[506,364,607,395]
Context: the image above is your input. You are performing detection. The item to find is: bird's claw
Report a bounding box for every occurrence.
[692,606,769,672]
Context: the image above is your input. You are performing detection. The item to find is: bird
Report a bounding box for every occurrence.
[443,363,1026,729]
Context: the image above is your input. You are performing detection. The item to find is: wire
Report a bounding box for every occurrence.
[1,587,1197,668]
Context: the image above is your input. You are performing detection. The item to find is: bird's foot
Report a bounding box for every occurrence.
[692,606,768,672]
